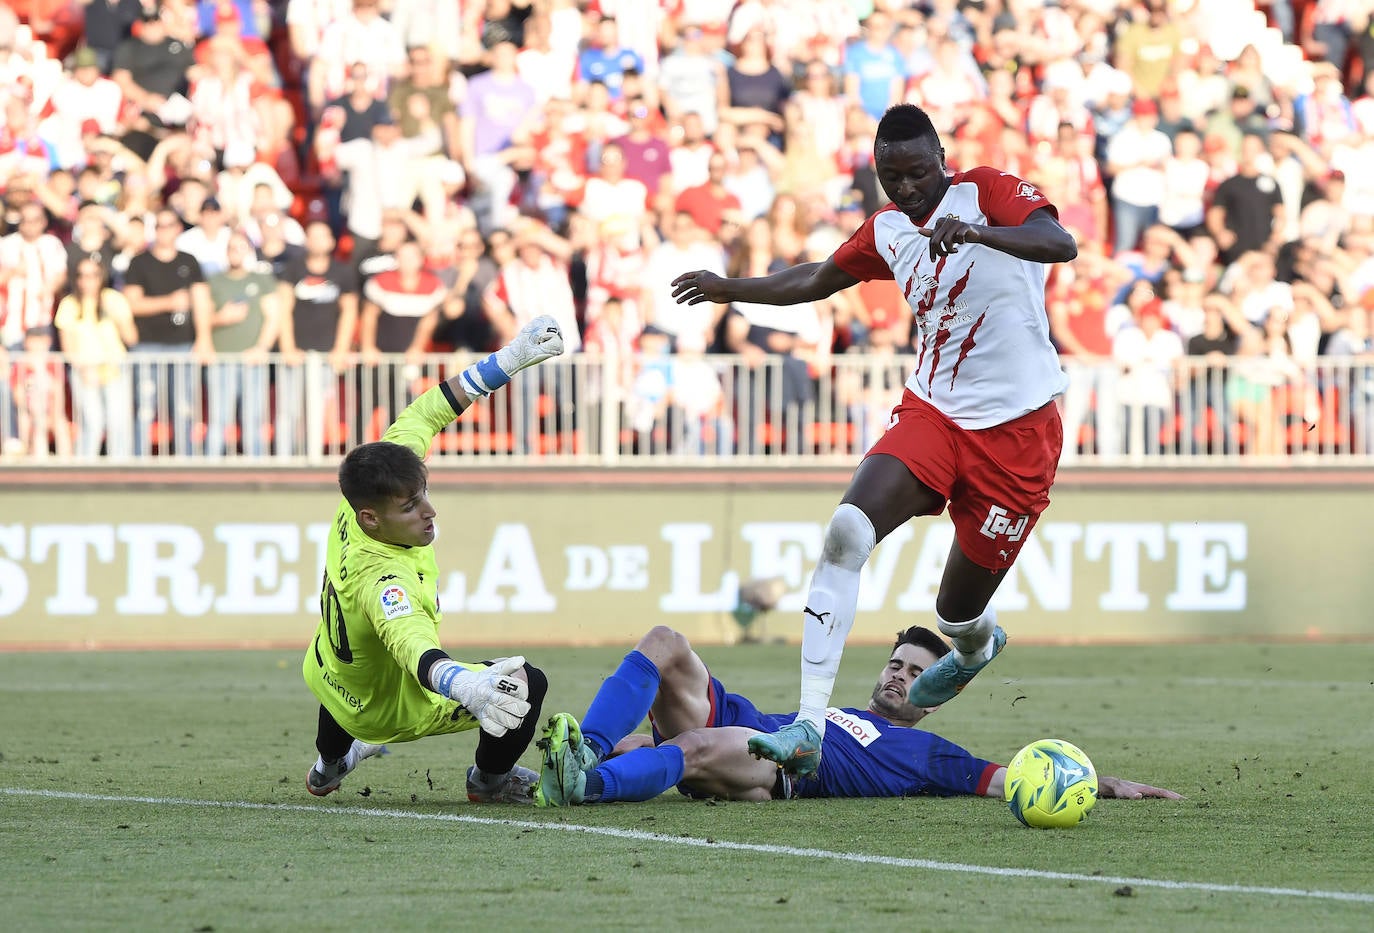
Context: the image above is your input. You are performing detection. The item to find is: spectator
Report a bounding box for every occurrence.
[308,0,405,116]
[275,220,359,457]
[577,11,643,102]
[176,195,230,276]
[461,37,537,234]
[255,212,306,279]
[674,149,741,237]
[326,117,442,262]
[906,37,984,138]
[111,8,194,135]
[514,11,571,106]
[359,238,446,365]
[0,200,67,451]
[204,229,278,457]
[388,44,459,153]
[842,10,904,122]
[481,0,534,51]
[1294,60,1357,151]
[1227,315,1299,456]
[614,98,672,204]
[66,200,118,283]
[1225,250,1293,329]
[0,93,55,185]
[122,205,215,455]
[1183,293,1243,453]
[1114,0,1184,100]
[285,0,354,75]
[665,110,713,196]
[1050,237,1128,462]
[1159,129,1210,239]
[1208,133,1285,267]
[1037,120,1107,248]
[388,0,463,65]
[1205,85,1271,160]
[328,63,394,146]
[658,25,728,133]
[53,258,136,458]
[1113,297,1184,457]
[483,220,580,351]
[641,211,722,344]
[722,26,789,139]
[586,216,644,320]
[580,142,649,245]
[80,0,144,75]
[1106,97,1172,255]
[434,228,499,353]
[43,46,123,170]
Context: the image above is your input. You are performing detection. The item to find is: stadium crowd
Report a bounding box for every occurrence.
[2,0,1374,459]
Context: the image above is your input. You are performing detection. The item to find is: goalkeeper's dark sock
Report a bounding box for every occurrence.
[586,745,685,803]
[473,663,548,774]
[581,650,661,761]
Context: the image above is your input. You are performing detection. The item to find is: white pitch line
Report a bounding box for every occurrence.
[7,789,1373,905]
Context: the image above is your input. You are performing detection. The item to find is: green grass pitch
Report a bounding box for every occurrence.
[3,639,1372,931]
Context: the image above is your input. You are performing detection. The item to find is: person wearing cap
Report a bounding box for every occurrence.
[175,193,231,276]
[1105,96,1171,254]
[43,46,123,170]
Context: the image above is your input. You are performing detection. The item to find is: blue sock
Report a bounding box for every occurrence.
[587,745,686,803]
[582,650,661,760]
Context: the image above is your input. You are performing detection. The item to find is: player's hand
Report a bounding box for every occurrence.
[444,656,531,736]
[916,217,984,261]
[671,270,729,306]
[1098,775,1184,799]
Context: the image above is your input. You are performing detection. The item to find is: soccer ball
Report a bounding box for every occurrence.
[1004,738,1098,829]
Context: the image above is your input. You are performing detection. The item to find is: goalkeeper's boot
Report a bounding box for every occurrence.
[746,720,822,777]
[466,764,539,804]
[907,625,1008,708]
[534,713,589,807]
[306,741,387,797]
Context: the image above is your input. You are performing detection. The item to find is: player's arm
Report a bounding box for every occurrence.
[380,315,566,456]
[919,208,1078,264]
[367,582,531,736]
[670,256,859,307]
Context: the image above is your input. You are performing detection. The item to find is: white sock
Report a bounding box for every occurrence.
[797,505,875,731]
[937,608,997,666]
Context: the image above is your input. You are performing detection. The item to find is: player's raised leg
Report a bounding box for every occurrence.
[748,455,940,775]
[907,542,1007,706]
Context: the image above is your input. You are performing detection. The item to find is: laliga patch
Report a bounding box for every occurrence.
[1015,181,1045,202]
[379,585,412,619]
[825,708,883,747]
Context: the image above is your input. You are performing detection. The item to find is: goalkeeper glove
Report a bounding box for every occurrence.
[430,656,531,736]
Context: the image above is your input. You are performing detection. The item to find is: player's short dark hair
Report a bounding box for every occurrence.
[875,104,939,148]
[891,625,950,659]
[338,441,428,511]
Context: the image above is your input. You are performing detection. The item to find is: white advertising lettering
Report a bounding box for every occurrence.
[0,518,1249,624]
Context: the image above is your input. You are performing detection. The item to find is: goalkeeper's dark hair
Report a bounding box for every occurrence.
[874,104,939,148]
[339,441,429,511]
[891,625,950,659]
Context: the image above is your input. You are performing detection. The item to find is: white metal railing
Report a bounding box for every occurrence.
[0,351,1372,466]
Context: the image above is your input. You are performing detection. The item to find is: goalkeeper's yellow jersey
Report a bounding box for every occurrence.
[302,385,470,744]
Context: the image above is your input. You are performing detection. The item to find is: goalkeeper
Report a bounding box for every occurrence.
[303,315,565,804]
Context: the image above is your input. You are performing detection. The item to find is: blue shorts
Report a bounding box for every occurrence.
[651,675,798,799]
